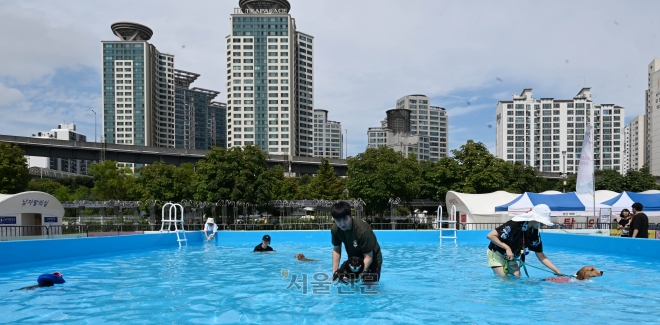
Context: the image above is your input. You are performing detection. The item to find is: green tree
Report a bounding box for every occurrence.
[505,162,543,193]
[451,140,511,193]
[27,178,65,195]
[0,143,30,194]
[553,175,577,192]
[307,158,345,199]
[270,166,301,200]
[346,147,420,216]
[88,160,138,200]
[624,166,657,192]
[195,145,276,206]
[419,158,462,201]
[27,177,92,201]
[136,162,197,202]
[298,174,313,199]
[595,169,625,192]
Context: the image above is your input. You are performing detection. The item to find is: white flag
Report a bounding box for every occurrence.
[576,124,594,196]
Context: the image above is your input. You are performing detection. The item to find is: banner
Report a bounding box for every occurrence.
[576,124,594,196]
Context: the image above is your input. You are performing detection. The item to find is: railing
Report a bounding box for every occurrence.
[3,222,654,240]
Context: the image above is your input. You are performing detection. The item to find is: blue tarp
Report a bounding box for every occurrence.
[495,192,588,212]
[601,191,660,211]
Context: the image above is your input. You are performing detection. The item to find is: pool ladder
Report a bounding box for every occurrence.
[160,203,187,247]
[437,205,457,243]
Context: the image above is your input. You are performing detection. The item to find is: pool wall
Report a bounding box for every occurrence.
[0,231,205,269]
[2,230,659,269]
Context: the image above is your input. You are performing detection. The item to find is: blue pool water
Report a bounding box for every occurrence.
[1,233,659,324]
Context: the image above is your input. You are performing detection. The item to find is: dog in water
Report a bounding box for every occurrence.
[547,266,603,283]
[332,256,364,284]
[295,253,320,262]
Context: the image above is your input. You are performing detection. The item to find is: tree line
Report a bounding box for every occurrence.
[0,141,657,216]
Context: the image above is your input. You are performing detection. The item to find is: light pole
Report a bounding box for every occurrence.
[91,109,97,142]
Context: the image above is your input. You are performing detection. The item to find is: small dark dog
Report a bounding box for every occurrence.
[332,256,364,284]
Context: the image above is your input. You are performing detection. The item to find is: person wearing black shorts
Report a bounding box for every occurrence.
[330,201,382,284]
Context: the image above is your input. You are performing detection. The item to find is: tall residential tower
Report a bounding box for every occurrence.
[646,59,660,175]
[495,88,625,174]
[366,94,449,162]
[226,0,315,157]
[102,22,175,152]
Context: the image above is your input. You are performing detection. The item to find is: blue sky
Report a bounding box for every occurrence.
[0,0,656,156]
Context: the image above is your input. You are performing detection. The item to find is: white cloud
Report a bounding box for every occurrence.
[0,83,25,106]
[0,0,657,154]
[445,104,491,117]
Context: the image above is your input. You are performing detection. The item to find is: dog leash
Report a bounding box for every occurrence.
[506,258,577,279]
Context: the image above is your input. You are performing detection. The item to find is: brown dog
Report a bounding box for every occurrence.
[575,266,604,280]
[547,266,603,283]
[295,253,320,262]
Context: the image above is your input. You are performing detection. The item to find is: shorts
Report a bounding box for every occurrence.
[487,249,519,273]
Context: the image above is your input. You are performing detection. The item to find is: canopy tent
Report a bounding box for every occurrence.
[495,192,609,217]
[595,190,620,204]
[445,191,520,223]
[601,191,660,217]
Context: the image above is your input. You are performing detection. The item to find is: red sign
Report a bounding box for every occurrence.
[461,214,466,223]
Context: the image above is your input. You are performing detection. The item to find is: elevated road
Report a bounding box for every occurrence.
[0,134,347,176]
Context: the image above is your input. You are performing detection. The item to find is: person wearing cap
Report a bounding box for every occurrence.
[202,215,218,241]
[486,204,562,276]
[330,201,382,284]
[254,235,275,252]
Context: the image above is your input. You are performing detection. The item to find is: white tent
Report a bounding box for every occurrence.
[595,190,620,203]
[445,191,520,224]
[0,191,64,236]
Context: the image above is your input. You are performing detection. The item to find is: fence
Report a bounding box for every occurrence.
[3,222,657,240]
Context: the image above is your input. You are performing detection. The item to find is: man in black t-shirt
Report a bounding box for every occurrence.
[631,202,649,239]
[254,234,275,252]
[486,204,562,277]
[331,201,382,284]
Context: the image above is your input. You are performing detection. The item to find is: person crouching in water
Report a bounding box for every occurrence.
[486,204,562,276]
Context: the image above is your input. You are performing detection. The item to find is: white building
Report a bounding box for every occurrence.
[366,94,449,162]
[624,125,630,173]
[496,88,625,174]
[646,58,660,175]
[28,123,91,175]
[312,109,342,159]
[226,0,317,157]
[628,114,646,171]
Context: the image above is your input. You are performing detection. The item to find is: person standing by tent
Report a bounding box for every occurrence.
[617,209,632,237]
[486,204,562,276]
[630,203,649,238]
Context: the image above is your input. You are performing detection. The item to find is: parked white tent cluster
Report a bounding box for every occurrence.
[445,190,660,224]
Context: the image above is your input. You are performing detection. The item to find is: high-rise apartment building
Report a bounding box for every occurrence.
[226,0,315,157]
[312,109,342,159]
[496,88,625,174]
[174,69,226,150]
[366,94,449,162]
[629,114,646,171]
[646,58,660,175]
[102,22,175,149]
[624,125,630,172]
[28,123,91,175]
[102,22,227,156]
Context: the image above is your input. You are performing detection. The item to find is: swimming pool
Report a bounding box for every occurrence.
[1,231,659,324]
